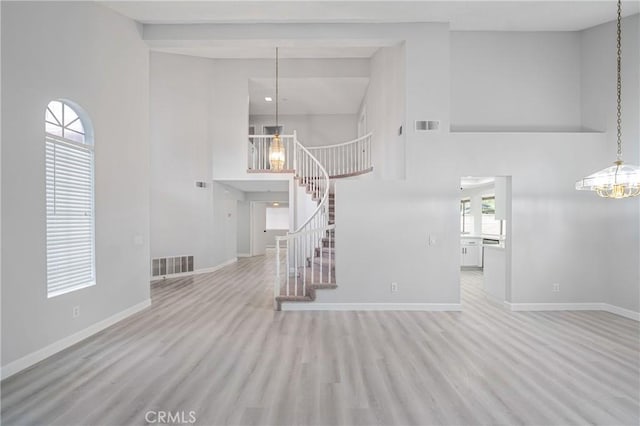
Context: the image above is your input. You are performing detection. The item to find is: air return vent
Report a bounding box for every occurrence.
[152,255,194,277]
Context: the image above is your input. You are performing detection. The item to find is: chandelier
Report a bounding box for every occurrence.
[268,47,285,171]
[576,0,640,198]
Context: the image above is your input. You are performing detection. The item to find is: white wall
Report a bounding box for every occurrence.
[211,182,244,265]
[237,201,251,255]
[249,113,357,147]
[320,180,459,304]
[327,133,614,307]
[360,46,406,180]
[1,2,150,370]
[450,32,582,132]
[323,23,637,314]
[150,52,246,270]
[151,52,214,268]
[581,15,640,312]
[237,192,289,255]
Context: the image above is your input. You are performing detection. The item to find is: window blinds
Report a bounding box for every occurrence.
[46,136,95,297]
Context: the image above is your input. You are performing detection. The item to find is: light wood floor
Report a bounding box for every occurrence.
[2,255,639,425]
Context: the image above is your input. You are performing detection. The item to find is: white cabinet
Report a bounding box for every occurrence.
[461,238,482,267]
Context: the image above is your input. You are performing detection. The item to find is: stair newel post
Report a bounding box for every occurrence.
[275,239,280,305]
[311,229,315,285]
[327,231,335,282]
[286,239,290,296]
[303,232,307,296]
[368,134,372,169]
[293,238,298,296]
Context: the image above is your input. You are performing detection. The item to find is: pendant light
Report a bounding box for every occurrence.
[269,47,286,171]
[576,0,640,198]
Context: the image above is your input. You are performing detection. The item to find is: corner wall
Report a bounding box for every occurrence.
[360,45,406,180]
[450,31,582,132]
[1,2,150,373]
[150,52,243,271]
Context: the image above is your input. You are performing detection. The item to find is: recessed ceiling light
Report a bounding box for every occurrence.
[264,97,273,102]
[273,202,279,206]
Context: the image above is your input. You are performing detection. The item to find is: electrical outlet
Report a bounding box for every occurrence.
[72,306,80,318]
[552,283,560,293]
[391,282,398,292]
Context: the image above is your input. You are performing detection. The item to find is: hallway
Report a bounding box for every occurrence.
[2,254,639,425]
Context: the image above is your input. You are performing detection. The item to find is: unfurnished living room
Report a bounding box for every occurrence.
[1,1,639,425]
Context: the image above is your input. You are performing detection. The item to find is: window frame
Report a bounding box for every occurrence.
[460,198,473,234]
[45,100,96,298]
[481,195,504,236]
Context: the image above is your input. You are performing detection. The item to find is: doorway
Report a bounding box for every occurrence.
[250,201,290,256]
[459,176,511,305]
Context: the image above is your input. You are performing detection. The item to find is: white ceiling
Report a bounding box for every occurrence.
[104,1,639,31]
[249,77,369,115]
[216,179,290,192]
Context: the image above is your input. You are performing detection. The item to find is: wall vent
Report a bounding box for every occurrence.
[415,120,440,132]
[152,255,194,277]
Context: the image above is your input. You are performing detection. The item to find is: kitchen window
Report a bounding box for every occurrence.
[481,196,504,236]
[460,198,473,234]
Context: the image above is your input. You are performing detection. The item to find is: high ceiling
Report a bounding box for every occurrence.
[104,1,639,31]
[249,77,370,115]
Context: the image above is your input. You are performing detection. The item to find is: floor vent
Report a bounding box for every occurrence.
[152,256,194,277]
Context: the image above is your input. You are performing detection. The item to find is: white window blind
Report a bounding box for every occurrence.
[45,102,95,298]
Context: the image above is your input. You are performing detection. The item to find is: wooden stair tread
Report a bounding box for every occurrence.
[313,257,335,267]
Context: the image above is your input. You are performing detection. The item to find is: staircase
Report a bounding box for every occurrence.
[247,132,373,310]
[275,191,336,310]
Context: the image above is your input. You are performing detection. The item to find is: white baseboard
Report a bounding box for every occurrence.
[505,302,603,311]
[505,302,639,321]
[601,303,640,321]
[1,299,151,381]
[237,253,251,258]
[282,303,462,311]
[150,258,237,282]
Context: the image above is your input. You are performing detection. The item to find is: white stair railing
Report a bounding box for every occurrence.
[307,132,373,178]
[274,133,333,308]
[247,134,296,172]
[247,131,374,309]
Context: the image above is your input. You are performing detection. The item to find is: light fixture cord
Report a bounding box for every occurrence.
[275,47,279,132]
[616,0,622,161]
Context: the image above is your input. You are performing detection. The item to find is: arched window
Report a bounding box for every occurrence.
[45,100,95,297]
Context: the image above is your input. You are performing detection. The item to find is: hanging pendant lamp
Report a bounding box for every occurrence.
[576,0,640,198]
[269,47,286,171]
